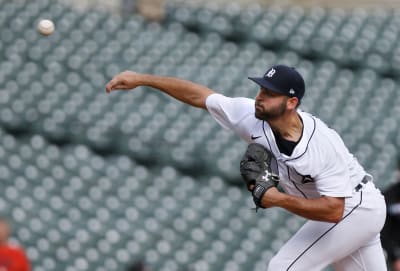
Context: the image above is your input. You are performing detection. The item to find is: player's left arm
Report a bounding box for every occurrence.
[259,188,345,223]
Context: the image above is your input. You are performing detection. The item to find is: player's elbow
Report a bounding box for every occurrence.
[325,208,344,223]
[187,88,214,109]
[324,196,345,223]
[327,213,343,224]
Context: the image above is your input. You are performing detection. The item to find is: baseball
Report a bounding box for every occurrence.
[37,19,55,36]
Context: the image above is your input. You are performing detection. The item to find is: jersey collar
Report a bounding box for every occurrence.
[262,111,316,161]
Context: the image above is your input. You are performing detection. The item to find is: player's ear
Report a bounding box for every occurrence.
[287,97,299,109]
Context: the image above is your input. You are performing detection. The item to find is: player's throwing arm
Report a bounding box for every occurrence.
[106,71,214,109]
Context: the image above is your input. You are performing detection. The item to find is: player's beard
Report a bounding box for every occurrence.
[255,100,288,121]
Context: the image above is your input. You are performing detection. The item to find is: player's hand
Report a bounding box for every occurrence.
[105,71,141,93]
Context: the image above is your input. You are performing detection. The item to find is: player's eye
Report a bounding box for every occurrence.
[262,89,276,97]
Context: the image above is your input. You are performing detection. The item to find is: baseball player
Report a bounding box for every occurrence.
[106,65,387,271]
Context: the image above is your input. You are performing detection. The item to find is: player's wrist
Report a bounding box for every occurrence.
[137,73,152,86]
[263,188,284,207]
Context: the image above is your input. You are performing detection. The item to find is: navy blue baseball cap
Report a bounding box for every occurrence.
[248,65,305,100]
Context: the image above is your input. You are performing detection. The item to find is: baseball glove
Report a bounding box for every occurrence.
[240,143,279,211]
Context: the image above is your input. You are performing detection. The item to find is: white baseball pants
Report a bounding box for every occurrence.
[267,182,387,271]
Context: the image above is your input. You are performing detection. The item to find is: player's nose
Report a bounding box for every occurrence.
[255,89,264,102]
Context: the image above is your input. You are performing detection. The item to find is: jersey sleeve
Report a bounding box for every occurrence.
[205,93,255,132]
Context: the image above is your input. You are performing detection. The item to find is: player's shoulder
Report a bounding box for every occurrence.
[205,93,258,132]
[206,93,255,107]
[299,111,338,139]
[206,93,256,118]
[297,111,345,154]
[301,111,350,163]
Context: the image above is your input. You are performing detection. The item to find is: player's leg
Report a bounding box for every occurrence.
[267,220,336,271]
[267,190,386,271]
[332,234,387,271]
[267,218,367,271]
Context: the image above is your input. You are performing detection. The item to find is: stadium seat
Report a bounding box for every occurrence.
[2,1,400,270]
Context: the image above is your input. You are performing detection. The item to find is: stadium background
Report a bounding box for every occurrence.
[1,0,400,270]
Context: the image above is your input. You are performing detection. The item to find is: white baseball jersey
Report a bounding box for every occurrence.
[205,93,387,271]
[205,93,369,199]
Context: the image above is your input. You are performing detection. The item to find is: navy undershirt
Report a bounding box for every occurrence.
[272,117,303,156]
[273,132,298,156]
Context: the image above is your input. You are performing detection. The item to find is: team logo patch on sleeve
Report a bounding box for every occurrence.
[301,175,314,184]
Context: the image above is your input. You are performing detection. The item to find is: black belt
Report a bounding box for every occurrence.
[354,176,369,192]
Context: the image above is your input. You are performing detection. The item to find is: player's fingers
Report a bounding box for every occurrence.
[105,78,122,93]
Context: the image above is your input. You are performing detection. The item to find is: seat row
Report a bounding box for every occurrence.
[166,4,400,75]
[0,127,301,271]
[1,0,400,183]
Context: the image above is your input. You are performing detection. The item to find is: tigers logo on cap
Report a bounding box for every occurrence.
[265,68,276,78]
[248,64,306,100]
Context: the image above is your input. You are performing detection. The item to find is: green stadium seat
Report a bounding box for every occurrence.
[1,2,400,270]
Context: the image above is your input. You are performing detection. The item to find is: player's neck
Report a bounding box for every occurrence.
[269,112,303,142]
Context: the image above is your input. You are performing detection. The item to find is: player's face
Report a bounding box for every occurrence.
[254,88,288,121]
